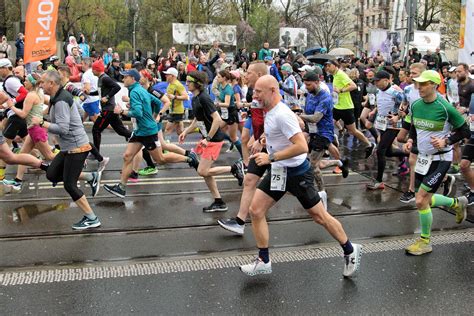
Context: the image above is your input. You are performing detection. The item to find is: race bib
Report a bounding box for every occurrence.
[374,115,387,131]
[270,165,287,191]
[415,154,433,175]
[308,122,317,134]
[368,94,376,106]
[221,107,229,120]
[197,121,207,137]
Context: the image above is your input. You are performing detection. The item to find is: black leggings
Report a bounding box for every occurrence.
[376,129,407,182]
[46,151,88,201]
[92,110,131,151]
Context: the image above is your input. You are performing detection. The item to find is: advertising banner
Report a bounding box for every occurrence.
[24,0,60,63]
[459,0,474,63]
[279,28,307,49]
[172,24,237,46]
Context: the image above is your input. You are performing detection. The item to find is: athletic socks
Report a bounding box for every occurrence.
[337,160,343,167]
[142,149,155,168]
[215,198,224,204]
[258,248,270,263]
[85,212,97,220]
[418,207,433,240]
[431,194,455,208]
[341,240,354,256]
[233,140,243,157]
[235,217,245,225]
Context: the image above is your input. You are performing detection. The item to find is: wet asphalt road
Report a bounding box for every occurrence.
[0,129,472,315]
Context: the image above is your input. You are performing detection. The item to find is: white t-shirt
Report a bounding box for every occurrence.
[264,101,306,167]
[81,69,99,103]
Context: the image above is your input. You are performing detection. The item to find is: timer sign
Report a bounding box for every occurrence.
[36,1,54,44]
[24,0,60,63]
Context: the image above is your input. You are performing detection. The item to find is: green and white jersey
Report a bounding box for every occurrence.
[411,95,465,159]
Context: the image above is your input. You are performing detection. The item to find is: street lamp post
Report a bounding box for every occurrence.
[187,0,191,54]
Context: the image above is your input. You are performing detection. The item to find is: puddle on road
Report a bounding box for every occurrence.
[10,203,70,223]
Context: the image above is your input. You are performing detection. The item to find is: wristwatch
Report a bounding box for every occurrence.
[269,153,276,162]
[39,120,44,127]
[205,136,211,141]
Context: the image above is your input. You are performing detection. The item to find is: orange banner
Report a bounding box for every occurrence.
[23,0,60,63]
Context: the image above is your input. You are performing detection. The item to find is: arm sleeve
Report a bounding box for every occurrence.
[448,123,470,144]
[150,93,163,113]
[15,86,28,103]
[104,76,121,98]
[47,101,72,136]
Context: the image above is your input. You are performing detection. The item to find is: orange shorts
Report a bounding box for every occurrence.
[195,141,224,161]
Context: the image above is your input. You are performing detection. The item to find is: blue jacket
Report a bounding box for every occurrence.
[15,38,24,59]
[128,82,159,136]
[270,64,282,82]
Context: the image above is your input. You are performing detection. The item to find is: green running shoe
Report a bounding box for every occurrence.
[138,166,158,176]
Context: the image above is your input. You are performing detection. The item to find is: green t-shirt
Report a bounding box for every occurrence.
[411,95,465,156]
[167,80,186,114]
[333,70,354,110]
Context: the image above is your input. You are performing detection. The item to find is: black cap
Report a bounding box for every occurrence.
[303,71,320,82]
[324,59,339,67]
[373,70,391,81]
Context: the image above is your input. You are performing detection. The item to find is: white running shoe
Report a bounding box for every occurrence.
[343,243,362,277]
[240,258,272,276]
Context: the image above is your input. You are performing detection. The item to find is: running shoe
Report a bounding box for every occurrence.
[343,243,362,277]
[226,143,235,153]
[97,157,110,173]
[332,166,342,174]
[364,142,376,159]
[442,175,455,197]
[240,257,272,276]
[447,165,460,175]
[398,163,409,176]
[104,184,126,199]
[451,196,468,224]
[2,179,22,192]
[340,158,350,178]
[87,171,102,197]
[467,191,474,206]
[217,218,245,235]
[203,201,228,212]
[187,151,199,170]
[366,182,385,190]
[138,166,158,176]
[231,160,245,186]
[405,238,432,255]
[128,171,139,183]
[72,216,101,230]
[399,191,415,203]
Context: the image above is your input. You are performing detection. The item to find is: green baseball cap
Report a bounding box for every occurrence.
[413,70,441,85]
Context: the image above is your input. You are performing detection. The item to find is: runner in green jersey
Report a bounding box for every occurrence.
[403,70,470,255]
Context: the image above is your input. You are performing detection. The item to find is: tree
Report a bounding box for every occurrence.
[304,2,353,50]
[279,0,312,27]
[415,0,443,30]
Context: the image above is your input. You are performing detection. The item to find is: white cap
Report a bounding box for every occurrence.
[0,58,12,68]
[448,66,456,72]
[163,67,178,77]
[147,59,155,66]
[298,65,314,72]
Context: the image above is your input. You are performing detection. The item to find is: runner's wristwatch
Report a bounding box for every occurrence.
[205,136,211,141]
[269,153,276,162]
